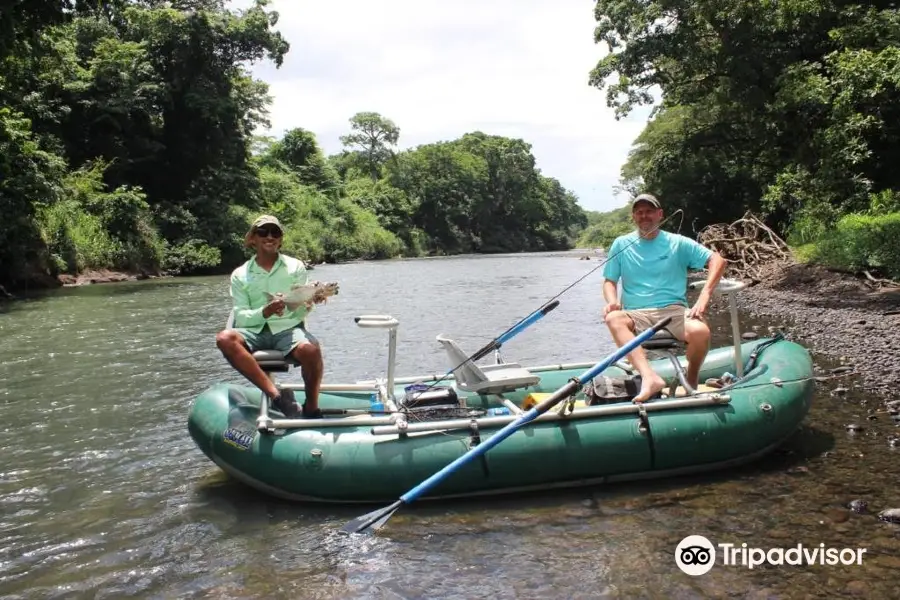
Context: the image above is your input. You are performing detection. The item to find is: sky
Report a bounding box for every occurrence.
[229,0,656,213]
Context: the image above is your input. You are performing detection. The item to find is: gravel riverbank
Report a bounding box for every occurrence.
[730,262,900,402]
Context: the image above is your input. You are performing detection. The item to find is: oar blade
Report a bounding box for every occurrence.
[340,500,403,535]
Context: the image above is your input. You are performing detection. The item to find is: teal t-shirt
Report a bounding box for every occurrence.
[603,230,713,310]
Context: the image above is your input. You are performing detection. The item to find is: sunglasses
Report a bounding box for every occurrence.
[255,227,283,238]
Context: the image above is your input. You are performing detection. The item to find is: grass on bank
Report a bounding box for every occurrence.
[788,212,900,281]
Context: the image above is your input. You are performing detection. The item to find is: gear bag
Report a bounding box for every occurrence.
[582,374,648,405]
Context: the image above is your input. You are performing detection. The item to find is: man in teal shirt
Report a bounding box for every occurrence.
[602,194,726,402]
[216,215,326,418]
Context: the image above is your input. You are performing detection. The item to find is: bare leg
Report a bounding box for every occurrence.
[290,341,323,412]
[605,310,666,402]
[683,318,711,389]
[215,330,279,399]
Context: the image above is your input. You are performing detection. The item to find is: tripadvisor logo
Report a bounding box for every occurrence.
[676,535,716,575]
[675,535,868,575]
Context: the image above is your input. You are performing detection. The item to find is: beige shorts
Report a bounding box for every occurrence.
[625,304,694,341]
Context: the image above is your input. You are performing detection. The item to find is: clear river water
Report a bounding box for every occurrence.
[1,251,898,599]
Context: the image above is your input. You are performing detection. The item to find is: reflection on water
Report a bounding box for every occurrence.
[0,251,897,598]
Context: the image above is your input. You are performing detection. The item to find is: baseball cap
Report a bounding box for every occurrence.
[631,193,661,209]
[244,214,284,247]
[249,214,283,233]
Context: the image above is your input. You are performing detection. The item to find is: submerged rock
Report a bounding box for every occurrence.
[877,508,900,524]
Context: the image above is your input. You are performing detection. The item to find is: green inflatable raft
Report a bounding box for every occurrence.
[188,279,815,504]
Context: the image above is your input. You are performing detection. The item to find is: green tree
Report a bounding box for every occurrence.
[339,112,400,182]
[592,0,900,242]
[262,127,339,193]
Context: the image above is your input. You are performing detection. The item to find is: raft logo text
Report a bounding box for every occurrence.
[675,535,867,576]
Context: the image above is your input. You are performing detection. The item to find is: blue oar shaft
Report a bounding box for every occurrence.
[400,317,669,504]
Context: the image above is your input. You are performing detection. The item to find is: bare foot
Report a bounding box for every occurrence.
[633,373,666,403]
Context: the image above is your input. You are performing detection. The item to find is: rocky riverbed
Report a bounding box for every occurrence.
[723,262,900,537]
[731,262,900,400]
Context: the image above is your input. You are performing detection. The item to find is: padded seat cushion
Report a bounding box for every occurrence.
[640,329,683,350]
[252,349,293,372]
[253,349,287,362]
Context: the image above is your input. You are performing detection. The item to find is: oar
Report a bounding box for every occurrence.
[339,315,672,535]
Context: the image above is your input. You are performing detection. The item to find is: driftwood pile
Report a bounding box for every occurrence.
[697,211,794,284]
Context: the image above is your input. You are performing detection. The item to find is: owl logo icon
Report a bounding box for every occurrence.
[675,535,716,575]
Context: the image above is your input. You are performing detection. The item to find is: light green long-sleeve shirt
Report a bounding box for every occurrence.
[230,254,311,334]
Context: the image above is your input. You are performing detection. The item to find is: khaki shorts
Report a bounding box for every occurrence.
[625,304,694,341]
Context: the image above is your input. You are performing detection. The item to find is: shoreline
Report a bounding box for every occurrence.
[0,269,162,298]
[731,262,900,401]
[57,269,166,287]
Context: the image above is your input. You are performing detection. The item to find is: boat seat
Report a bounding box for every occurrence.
[224,310,295,374]
[251,349,293,373]
[637,327,695,396]
[435,334,540,394]
[640,329,683,350]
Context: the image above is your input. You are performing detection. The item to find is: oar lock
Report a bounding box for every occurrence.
[467,418,481,448]
[637,403,650,434]
[556,395,578,417]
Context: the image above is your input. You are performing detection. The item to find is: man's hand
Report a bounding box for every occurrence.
[603,301,622,320]
[688,290,711,320]
[263,297,286,318]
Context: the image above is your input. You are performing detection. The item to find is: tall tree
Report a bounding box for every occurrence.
[339,112,399,181]
[263,127,338,192]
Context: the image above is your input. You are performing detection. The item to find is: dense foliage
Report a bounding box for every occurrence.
[576,204,633,250]
[590,0,900,278]
[0,1,588,291]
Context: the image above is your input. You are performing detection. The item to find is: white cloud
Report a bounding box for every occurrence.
[230,0,655,212]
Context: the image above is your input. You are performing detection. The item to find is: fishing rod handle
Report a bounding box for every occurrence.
[496,300,561,345]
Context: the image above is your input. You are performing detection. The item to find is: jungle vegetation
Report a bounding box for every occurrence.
[4,1,899,291]
[0,0,587,291]
[582,0,900,278]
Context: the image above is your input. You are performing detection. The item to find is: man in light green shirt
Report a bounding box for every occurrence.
[216,215,325,418]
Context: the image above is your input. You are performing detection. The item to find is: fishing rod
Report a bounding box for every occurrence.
[400,209,686,403]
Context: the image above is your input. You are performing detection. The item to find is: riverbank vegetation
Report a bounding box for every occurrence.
[0,1,587,292]
[588,1,900,280]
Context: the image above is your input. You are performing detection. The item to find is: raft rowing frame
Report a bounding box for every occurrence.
[235,278,748,435]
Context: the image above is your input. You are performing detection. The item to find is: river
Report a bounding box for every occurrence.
[1,251,897,598]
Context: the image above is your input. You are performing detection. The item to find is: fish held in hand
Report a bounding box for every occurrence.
[264,281,339,310]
